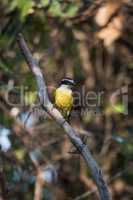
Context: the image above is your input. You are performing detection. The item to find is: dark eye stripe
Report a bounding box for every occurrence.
[61,79,75,85]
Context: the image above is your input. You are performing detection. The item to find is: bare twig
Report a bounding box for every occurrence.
[74,164,132,200]
[34,167,44,200]
[17,33,112,200]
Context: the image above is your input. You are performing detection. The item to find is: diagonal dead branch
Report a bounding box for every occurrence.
[17,33,112,200]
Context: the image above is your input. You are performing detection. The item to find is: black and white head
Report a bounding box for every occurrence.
[60,78,75,89]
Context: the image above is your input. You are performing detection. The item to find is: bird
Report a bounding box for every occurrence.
[55,78,75,119]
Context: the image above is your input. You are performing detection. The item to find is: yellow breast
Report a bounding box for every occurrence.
[55,87,73,110]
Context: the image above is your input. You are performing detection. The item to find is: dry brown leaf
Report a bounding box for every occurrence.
[95,0,122,27]
[113,179,125,193]
[97,15,123,47]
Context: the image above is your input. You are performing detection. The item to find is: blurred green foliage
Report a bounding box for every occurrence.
[4,0,78,20]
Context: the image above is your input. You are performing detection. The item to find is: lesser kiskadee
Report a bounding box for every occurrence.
[55,78,75,119]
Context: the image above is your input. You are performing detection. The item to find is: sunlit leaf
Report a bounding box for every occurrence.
[41,0,50,7]
[24,91,37,106]
[15,148,26,160]
[113,103,125,114]
[10,0,34,20]
[49,1,62,17]
[63,5,78,17]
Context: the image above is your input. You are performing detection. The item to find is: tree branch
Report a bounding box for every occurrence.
[17,33,112,200]
[34,167,44,200]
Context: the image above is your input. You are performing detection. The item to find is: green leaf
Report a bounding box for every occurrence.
[49,0,62,17]
[20,0,34,20]
[40,0,50,7]
[10,0,34,20]
[48,1,78,18]
[10,0,18,11]
[24,91,37,106]
[113,103,125,114]
[15,148,26,160]
[63,5,78,17]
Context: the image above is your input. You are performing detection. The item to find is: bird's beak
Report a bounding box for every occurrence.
[73,81,76,86]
